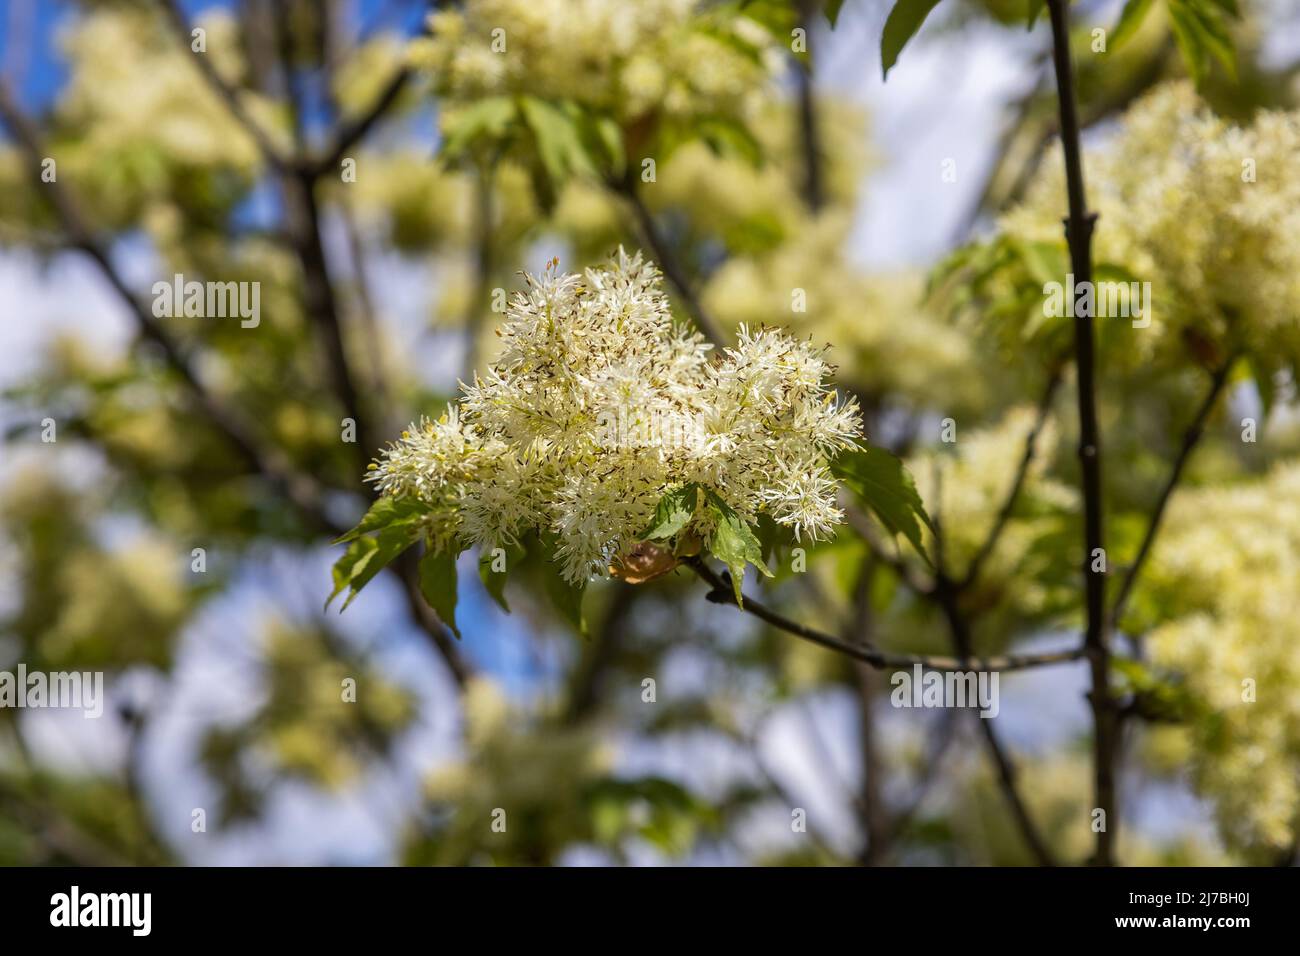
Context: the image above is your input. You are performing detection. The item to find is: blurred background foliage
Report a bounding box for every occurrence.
[1,0,1298,865]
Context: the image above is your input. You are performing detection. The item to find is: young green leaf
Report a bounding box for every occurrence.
[333,496,428,544]
[518,97,598,189]
[705,489,771,607]
[438,96,518,165]
[642,483,700,541]
[831,445,934,565]
[544,562,587,636]
[881,0,945,80]
[327,525,419,611]
[1167,0,1237,84]
[478,541,525,613]
[419,545,461,638]
[1110,0,1155,48]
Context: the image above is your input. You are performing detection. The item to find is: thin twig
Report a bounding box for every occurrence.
[612,176,728,348]
[303,1,439,178]
[931,572,1058,866]
[959,365,1063,590]
[0,80,329,525]
[794,0,824,212]
[684,557,1084,674]
[0,78,470,685]
[1109,355,1236,631]
[156,0,294,173]
[308,65,414,177]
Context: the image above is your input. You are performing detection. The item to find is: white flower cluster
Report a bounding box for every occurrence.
[1004,82,1300,369]
[1135,463,1300,852]
[367,249,862,584]
[410,0,780,123]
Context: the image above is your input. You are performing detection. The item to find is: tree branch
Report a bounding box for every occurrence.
[1109,355,1236,631]
[308,64,414,177]
[0,80,330,526]
[0,79,470,686]
[612,177,728,348]
[794,0,824,213]
[931,573,1057,866]
[303,1,439,178]
[156,0,295,173]
[1045,0,1116,866]
[959,364,1063,590]
[684,557,1084,674]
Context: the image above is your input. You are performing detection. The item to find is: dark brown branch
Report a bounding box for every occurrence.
[282,169,377,459]
[794,0,824,212]
[308,64,414,177]
[0,80,470,685]
[684,557,1084,674]
[1109,356,1236,631]
[262,10,466,684]
[303,1,439,178]
[1045,0,1116,866]
[959,365,1063,590]
[0,81,329,526]
[847,562,890,864]
[931,573,1057,866]
[613,177,728,348]
[156,0,295,173]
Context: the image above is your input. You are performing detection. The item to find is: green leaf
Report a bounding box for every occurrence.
[543,561,587,636]
[327,525,418,611]
[419,545,461,638]
[1026,0,1045,29]
[754,512,784,566]
[438,96,518,164]
[824,0,847,28]
[518,97,598,190]
[333,496,428,544]
[704,489,771,607]
[1183,0,1237,78]
[478,541,525,613]
[881,0,945,80]
[1013,237,1068,286]
[642,484,700,540]
[1204,0,1239,18]
[696,116,764,167]
[1167,0,1236,84]
[586,114,626,178]
[831,445,934,566]
[1110,0,1154,48]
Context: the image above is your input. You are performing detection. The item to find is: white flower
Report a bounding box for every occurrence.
[366,248,863,583]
